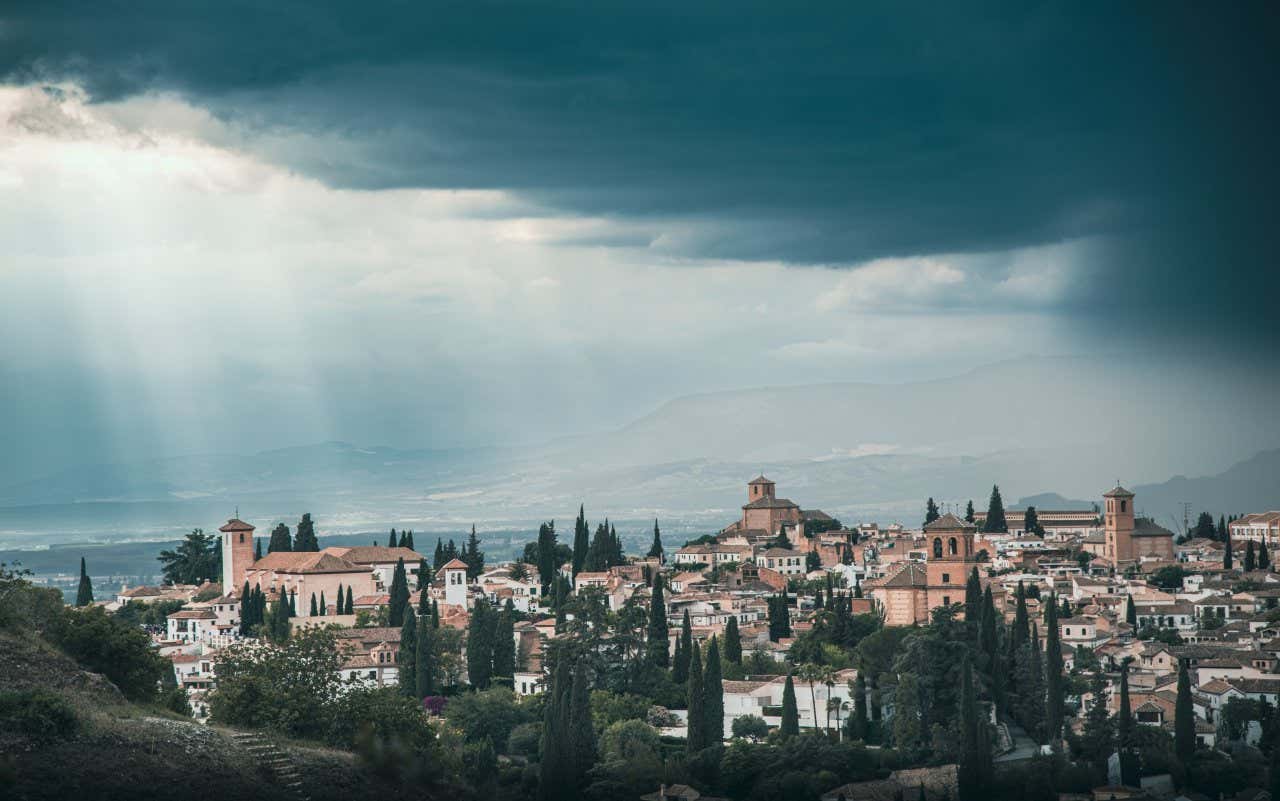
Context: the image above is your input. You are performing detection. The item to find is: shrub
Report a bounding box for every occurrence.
[0,690,79,743]
[731,714,770,740]
[51,606,166,701]
[443,687,536,753]
[507,722,542,758]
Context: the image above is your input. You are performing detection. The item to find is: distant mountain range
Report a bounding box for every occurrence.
[1,356,1276,547]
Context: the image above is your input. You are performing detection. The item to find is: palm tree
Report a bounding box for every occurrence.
[819,665,838,733]
[798,663,836,732]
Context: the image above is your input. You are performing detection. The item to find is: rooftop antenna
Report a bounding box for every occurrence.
[235,505,239,519]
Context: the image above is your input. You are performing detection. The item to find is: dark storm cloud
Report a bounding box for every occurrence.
[2,2,1277,344]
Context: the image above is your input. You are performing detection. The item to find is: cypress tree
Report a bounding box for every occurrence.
[964,566,982,628]
[75,557,94,607]
[539,661,571,801]
[388,528,398,548]
[417,558,431,590]
[703,636,724,745]
[958,653,992,801]
[310,593,318,616]
[465,524,484,579]
[1225,526,1234,569]
[1261,543,1272,570]
[272,588,291,642]
[673,610,693,683]
[492,601,516,686]
[965,500,976,523]
[1246,539,1257,572]
[240,581,253,636]
[467,599,495,689]
[319,591,327,615]
[1045,593,1065,744]
[294,513,318,551]
[255,538,263,560]
[399,606,418,696]
[1013,581,1029,649]
[852,672,869,740]
[1118,659,1137,786]
[979,586,997,663]
[433,538,445,571]
[268,523,292,553]
[1175,658,1195,760]
[289,589,297,616]
[724,615,742,663]
[345,585,354,615]
[569,660,596,783]
[686,640,705,753]
[1125,593,1137,626]
[1270,735,1280,801]
[415,616,434,698]
[537,521,558,593]
[1024,505,1043,536]
[925,497,940,526]
[431,599,439,628]
[388,557,409,628]
[647,574,670,668]
[572,505,589,576]
[983,485,1008,533]
[780,673,800,738]
[648,519,664,561]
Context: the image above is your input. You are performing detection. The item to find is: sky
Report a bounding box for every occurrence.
[0,3,1277,485]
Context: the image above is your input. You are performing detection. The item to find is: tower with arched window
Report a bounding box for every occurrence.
[219,517,256,593]
[1103,484,1136,563]
[922,513,979,616]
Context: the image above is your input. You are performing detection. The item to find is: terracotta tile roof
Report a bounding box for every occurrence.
[743,496,799,510]
[1104,485,1135,498]
[325,546,424,564]
[167,610,215,620]
[248,551,365,574]
[218,518,255,532]
[923,513,977,532]
[440,558,470,571]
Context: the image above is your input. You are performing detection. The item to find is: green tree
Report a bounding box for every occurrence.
[157,529,221,585]
[724,615,742,663]
[646,574,670,668]
[388,528,398,548]
[648,519,663,561]
[537,521,559,593]
[780,673,799,739]
[267,522,292,553]
[1045,593,1064,743]
[294,513,319,552]
[1024,505,1044,536]
[388,558,409,628]
[572,505,589,576]
[464,524,485,579]
[466,599,495,690]
[569,660,597,784]
[685,640,706,753]
[53,606,166,701]
[1013,580,1029,649]
[1118,659,1138,786]
[415,617,435,698]
[492,601,516,687]
[768,591,792,641]
[398,605,417,695]
[1125,593,1137,626]
[1175,658,1195,760]
[309,593,318,616]
[1078,670,1114,777]
[1261,542,1272,570]
[318,591,326,615]
[703,636,723,745]
[964,566,982,629]
[74,557,93,607]
[731,715,769,740]
[965,500,976,523]
[673,610,693,683]
[892,672,922,751]
[925,497,940,526]
[983,485,1008,533]
[1225,526,1234,569]
[850,672,869,740]
[446,686,536,753]
[1246,539,1257,572]
[346,585,355,615]
[958,653,992,801]
[1192,511,1216,540]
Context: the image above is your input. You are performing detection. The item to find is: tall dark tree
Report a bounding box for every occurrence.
[768,590,792,641]
[158,528,221,585]
[703,636,723,746]
[268,523,292,553]
[958,653,992,801]
[415,617,435,698]
[75,556,94,607]
[1125,593,1137,626]
[780,673,800,738]
[647,574,670,668]
[1175,658,1195,760]
[979,586,998,664]
[1225,526,1234,569]
[398,606,418,696]
[536,521,558,593]
[1218,514,1228,540]
[964,566,982,629]
[1045,593,1065,744]
[1079,670,1114,777]
[724,615,742,663]
[1262,542,1273,571]
[492,600,516,686]
[571,505,589,576]
[345,585,354,615]
[983,485,1008,533]
[239,581,253,636]
[319,591,327,615]
[433,538,445,571]
[925,497,941,526]
[673,610,693,683]
[964,500,976,523]
[539,661,571,801]
[464,524,485,579]
[1118,659,1138,786]
[270,588,291,642]
[388,528,398,548]
[309,593,318,616]
[467,599,495,689]
[1024,505,1044,536]
[686,640,706,753]
[293,513,318,552]
[568,660,596,784]
[1013,580,1029,649]
[1246,538,1257,572]
[388,558,410,628]
[254,538,263,560]
[648,519,664,562]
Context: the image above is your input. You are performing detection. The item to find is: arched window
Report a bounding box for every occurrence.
[1121,500,1127,513]
[932,538,943,558]
[239,533,244,543]
[949,537,958,556]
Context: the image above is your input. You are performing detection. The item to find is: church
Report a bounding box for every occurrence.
[869,513,982,626]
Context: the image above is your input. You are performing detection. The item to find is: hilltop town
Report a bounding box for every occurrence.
[6,475,1280,801]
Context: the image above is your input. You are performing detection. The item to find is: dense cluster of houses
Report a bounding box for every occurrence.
[102,475,1280,768]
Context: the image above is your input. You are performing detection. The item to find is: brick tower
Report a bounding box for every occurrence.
[219,517,256,593]
[923,513,979,614]
[1104,485,1135,564]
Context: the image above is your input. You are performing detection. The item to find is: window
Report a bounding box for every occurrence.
[942,573,950,584]
[942,595,950,605]
[1121,500,1127,513]
[932,538,943,558]
[949,538,958,555]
